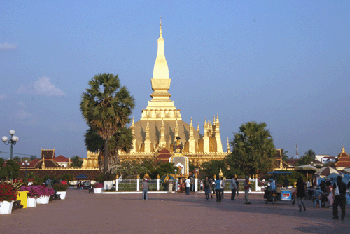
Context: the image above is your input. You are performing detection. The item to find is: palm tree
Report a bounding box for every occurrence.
[80,73,135,174]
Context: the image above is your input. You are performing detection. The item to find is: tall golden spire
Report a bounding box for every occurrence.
[160,17,162,38]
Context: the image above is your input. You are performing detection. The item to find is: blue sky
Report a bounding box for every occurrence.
[1,1,349,160]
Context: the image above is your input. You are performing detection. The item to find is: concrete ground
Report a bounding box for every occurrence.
[1,189,349,234]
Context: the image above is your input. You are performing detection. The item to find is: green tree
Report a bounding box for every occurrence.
[297,149,316,166]
[61,173,74,182]
[13,156,21,162]
[84,126,133,170]
[227,122,276,177]
[80,73,135,174]
[71,156,83,168]
[0,158,7,181]
[3,160,21,180]
[201,160,225,178]
[154,161,177,178]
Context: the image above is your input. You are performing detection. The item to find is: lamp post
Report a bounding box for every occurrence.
[2,130,19,160]
[22,160,29,185]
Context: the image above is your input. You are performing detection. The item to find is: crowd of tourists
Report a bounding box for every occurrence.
[140,173,349,220]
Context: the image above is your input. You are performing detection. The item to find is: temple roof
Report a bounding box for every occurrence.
[335,146,350,168]
[133,119,200,147]
[54,155,69,162]
[41,149,55,159]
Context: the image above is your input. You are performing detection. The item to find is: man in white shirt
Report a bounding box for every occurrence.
[220,177,225,199]
[185,177,191,195]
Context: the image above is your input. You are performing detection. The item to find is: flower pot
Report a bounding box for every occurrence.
[94,188,102,194]
[57,191,67,200]
[36,195,50,204]
[27,197,37,207]
[0,201,14,214]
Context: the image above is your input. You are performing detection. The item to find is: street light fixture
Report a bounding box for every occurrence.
[2,130,19,160]
[22,160,29,185]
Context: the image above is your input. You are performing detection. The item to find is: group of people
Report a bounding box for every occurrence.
[295,176,349,220]
[141,175,348,221]
[199,176,252,204]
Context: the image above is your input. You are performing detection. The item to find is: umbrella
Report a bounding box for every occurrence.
[76,174,88,179]
[295,165,317,180]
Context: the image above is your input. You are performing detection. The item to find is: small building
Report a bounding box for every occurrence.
[53,155,70,167]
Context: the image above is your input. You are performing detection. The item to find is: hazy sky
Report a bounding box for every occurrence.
[1,1,349,160]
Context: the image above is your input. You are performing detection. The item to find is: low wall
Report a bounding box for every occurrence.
[19,169,103,180]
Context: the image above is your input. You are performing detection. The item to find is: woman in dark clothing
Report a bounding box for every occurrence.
[204,177,210,200]
[296,177,306,212]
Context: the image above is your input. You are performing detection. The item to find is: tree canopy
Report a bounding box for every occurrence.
[80,73,135,173]
[84,126,133,170]
[226,122,276,176]
[114,158,177,179]
[0,159,20,181]
[296,149,316,166]
[71,156,83,168]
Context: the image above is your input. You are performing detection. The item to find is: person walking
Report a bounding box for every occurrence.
[211,179,216,199]
[185,177,191,195]
[283,177,289,189]
[230,177,237,200]
[215,177,222,202]
[235,178,240,197]
[204,177,210,200]
[190,176,195,192]
[142,178,149,200]
[332,176,347,220]
[220,177,225,199]
[296,177,306,212]
[244,176,251,204]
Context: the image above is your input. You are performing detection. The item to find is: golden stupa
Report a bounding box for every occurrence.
[87,20,229,169]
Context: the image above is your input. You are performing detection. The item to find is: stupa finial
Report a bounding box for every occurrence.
[160,16,162,38]
[342,145,345,153]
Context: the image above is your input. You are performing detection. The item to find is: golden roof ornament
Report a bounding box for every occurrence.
[219,168,223,178]
[160,16,162,38]
[342,146,345,153]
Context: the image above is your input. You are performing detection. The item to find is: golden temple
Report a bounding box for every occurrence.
[87,20,229,168]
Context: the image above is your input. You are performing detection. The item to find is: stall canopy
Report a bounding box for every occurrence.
[295,165,317,171]
[295,165,317,180]
[76,174,88,180]
[315,167,339,178]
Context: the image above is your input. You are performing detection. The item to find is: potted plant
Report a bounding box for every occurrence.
[0,183,17,214]
[93,183,103,194]
[53,183,68,200]
[35,186,55,204]
[20,186,40,207]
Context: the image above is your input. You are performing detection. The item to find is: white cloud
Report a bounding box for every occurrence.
[0,42,18,50]
[18,76,66,97]
[16,109,33,120]
[0,94,7,100]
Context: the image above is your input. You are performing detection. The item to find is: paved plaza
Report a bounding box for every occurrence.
[1,189,349,233]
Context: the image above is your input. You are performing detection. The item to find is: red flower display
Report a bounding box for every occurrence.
[0,183,17,202]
